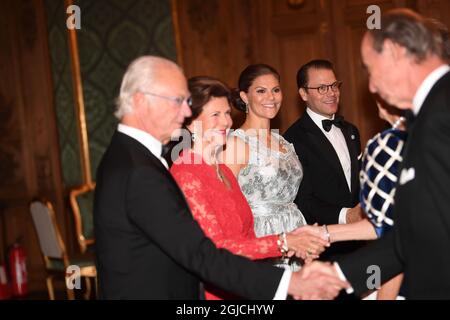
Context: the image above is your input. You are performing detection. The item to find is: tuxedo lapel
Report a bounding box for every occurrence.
[147,151,187,197]
[340,123,359,194]
[301,113,349,187]
[118,132,195,218]
[117,131,180,188]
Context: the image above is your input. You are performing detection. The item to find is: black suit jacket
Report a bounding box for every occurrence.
[337,70,450,299]
[94,131,283,299]
[284,112,362,258]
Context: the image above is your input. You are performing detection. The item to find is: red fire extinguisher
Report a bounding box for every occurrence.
[8,239,28,297]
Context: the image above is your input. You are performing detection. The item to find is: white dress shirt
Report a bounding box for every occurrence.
[306,108,352,224]
[117,124,169,169]
[337,63,450,295]
[117,124,291,299]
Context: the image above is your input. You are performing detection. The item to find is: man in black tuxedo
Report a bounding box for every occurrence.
[284,60,365,259]
[335,9,450,299]
[94,55,348,299]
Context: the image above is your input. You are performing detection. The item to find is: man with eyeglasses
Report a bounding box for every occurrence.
[284,59,365,263]
[94,55,348,299]
[335,9,450,300]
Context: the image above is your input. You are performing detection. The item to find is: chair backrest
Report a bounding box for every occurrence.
[69,183,95,253]
[29,201,66,260]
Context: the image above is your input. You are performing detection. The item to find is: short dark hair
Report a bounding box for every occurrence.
[296,59,335,89]
[184,76,232,127]
[233,64,280,112]
[368,9,442,62]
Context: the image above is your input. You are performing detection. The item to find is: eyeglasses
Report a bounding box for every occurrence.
[141,91,192,107]
[303,81,342,95]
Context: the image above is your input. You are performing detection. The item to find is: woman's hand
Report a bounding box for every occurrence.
[286,225,330,261]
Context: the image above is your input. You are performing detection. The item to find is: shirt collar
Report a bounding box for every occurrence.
[306,107,335,133]
[117,124,163,160]
[412,65,450,115]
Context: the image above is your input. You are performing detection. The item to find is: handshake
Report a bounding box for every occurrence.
[288,261,350,300]
[283,225,349,299]
[282,224,331,263]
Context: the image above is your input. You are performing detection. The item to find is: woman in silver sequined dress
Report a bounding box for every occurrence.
[221,65,317,269]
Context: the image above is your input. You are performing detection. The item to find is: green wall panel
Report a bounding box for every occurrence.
[45,0,177,187]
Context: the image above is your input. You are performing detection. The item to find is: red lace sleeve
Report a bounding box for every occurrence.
[171,166,280,260]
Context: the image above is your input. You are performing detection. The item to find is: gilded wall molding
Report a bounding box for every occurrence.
[65,0,92,185]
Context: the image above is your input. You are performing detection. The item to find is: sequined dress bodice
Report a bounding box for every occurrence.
[231,129,307,238]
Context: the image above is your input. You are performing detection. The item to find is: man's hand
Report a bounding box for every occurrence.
[287,261,349,300]
[346,204,365,223]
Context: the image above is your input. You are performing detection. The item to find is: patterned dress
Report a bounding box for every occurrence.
[360,128,407,238]
[230,129,307,270]
[170,150,280,300]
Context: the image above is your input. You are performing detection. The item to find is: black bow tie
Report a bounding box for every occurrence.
[322,116,344,132]
[161,144,171,158]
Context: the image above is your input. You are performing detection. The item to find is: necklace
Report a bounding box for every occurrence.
[392,116,406,129]
[217,170,224,182]
[211,149,224,182]
[215,164,224,182]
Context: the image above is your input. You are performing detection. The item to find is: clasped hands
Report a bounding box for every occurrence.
[285,225,350,299]
[285,224,330,263]
[289,261,350,300]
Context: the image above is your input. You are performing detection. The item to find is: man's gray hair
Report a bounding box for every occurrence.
[368,9,443,62]
[114,56,180,119]
[426,18,450,62]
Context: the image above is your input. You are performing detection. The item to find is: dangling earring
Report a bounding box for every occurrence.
[245,102,249,114]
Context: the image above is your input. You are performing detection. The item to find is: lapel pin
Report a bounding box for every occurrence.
[351,134,355,140]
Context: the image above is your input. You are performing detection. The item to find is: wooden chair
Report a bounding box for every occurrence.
[29,200,96,300]
[69,183,95,254]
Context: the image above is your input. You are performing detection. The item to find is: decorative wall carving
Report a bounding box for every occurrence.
[174,0,450,143]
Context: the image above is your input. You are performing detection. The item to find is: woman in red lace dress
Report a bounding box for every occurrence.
[170,76,328,300]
